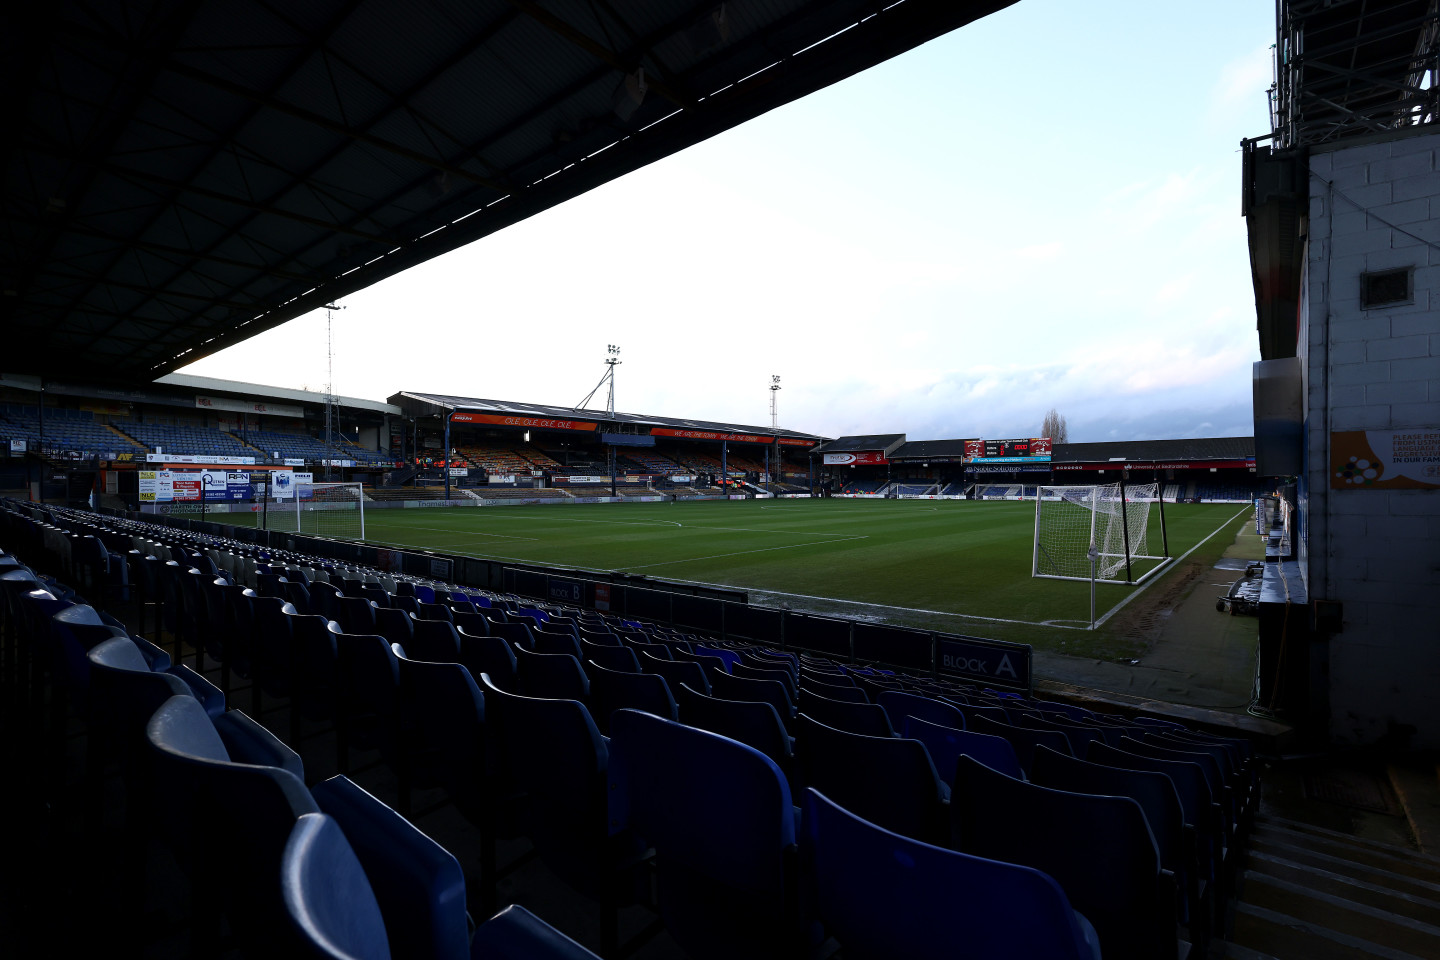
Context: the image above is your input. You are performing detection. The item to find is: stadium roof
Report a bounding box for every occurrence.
[389,391,827,443]
[811,434,906,454]
[156,372,401,415]
[5,0,1015,384]
[890,438,971,460]
[1052,437,1255,464]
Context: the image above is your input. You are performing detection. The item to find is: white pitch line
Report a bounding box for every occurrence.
[383,524,539,542]
[617,535,871,571]
[438,514,683,529]
[1090,505,1253,630]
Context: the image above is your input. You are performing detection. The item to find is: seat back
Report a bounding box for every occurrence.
[798,691,893,737]
[803,788,1099,960]
[731,662,797,697]
[797,714,946,845]
[640,650,708,695]
[514,646,589,701]
[587,662,677,733]
[804,676,869,703]
[902,715,1023,784]
[581,640,640,673]
[280,813,392,960]
[373,606,414,649]
[406,616,461,663]
[309,776,470,959]
[710,669,793,719]
[608,709,798,960]
[968,712,1071,773]
[532,630,584,658]
[952,755,1172,960]
[415,601,452,622]
[675,683,792,771]
[878,690,966,734]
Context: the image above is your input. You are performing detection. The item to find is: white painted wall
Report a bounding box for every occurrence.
[1305,131,1440,747]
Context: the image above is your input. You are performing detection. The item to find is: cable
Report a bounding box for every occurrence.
[1311,168,1440,253]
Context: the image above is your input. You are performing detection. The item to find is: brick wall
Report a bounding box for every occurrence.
[1305,131,1440,747]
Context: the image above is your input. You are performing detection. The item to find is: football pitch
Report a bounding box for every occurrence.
[358,498,1251,637]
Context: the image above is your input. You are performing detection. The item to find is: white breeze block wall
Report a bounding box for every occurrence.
[1306,131,1440,748]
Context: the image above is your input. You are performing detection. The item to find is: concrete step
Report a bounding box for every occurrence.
[1251,817,1440,886]
[1229,902,1435,960]
[1239,869,1440,957]
[1246,849,1440,928]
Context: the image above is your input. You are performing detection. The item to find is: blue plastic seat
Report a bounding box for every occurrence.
[877,690,966,733]
[674,682,793,780]
[514,646,589,701]
[580,640,640,673]
[730,661,797,698]
[967,711,1072,773]
[803,788,1101,960]
[406,616,462,663]
[803,676,869,703]
[373,605,414,650]
[280,812,391,960]
[797,713,947,844]
[586,661,677,734]
[798,691,893,737]
[608,708,801,960]
[1032,744,1200,931]
[478,677,644,955]
[902,714,1024,784]
[532,630,583,658]
[709,669,793,719]
[950,755,1177,960]
[334,632,401,775]
[309,776,470,959]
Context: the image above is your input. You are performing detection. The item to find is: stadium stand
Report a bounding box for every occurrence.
[0,406,146,459]
[112,419,260,458]
[3,497,1313,959]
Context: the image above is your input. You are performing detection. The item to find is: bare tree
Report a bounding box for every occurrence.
[1041,408,1068,443]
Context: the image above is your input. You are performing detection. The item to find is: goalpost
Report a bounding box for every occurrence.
[1032,481,1168,584]
[260,481,366,540]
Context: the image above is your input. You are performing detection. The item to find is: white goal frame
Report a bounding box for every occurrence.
[1032,482,1168,584]
[260,481,366,540]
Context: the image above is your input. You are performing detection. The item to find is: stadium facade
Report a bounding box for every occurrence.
[1244,0,1440,748]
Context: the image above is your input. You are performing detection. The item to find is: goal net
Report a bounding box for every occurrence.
[1033,482,1165,583]
[971,483,1027,500]
[260,481,366,540]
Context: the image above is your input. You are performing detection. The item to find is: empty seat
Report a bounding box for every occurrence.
[798,691,894,738]
[608,709,802,960]
[586,662,677,734]
[803,788,1101,960]
[902,715,1024,784]
[797,714,947,845]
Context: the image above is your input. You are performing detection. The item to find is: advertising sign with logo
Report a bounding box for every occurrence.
[146,453,255,465]
[293,472,314,499]
[450,412,597,432]
[171,474,203,502]
[283,458,306,467]
[594,584,611,611]
[488,475,516,484]
[9,439,26,454]
[670,474,693,482]
[823,451,888,465]
[138,470,175,502]
[1331,429,1440,489]
[271,470,295,499]
[196,395,305,419]
[201,470,232,501]
[227,472,252,499]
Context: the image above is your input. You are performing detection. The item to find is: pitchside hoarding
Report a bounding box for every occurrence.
[935,634,1031,691]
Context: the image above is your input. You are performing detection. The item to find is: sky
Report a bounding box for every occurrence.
[179,0,1276,444]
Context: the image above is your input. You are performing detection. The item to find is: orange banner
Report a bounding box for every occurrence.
[451,412,597,431]
[651,427,771,444]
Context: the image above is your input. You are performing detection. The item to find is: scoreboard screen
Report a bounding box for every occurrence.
[983,439,1035,458]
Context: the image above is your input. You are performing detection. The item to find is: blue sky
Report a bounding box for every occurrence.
[182,0,1275,443]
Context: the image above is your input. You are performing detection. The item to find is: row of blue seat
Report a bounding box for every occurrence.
[0,523,608,959]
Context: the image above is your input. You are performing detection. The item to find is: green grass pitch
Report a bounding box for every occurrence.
[357,498,1250,634]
